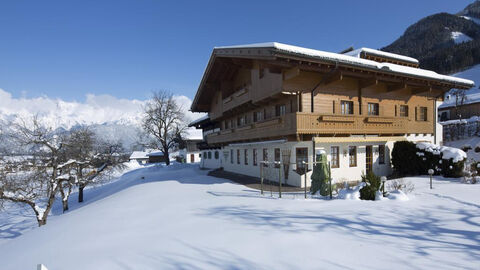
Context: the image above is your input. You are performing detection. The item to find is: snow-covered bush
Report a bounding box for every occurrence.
[359,171,383,201]
[461,144,472,152]
[392,141,466,178]
[386,178,415,194]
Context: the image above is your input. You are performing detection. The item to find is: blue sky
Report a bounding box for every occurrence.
[0,0,474,101]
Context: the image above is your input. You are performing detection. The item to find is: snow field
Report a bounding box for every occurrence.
[0,163,478,269]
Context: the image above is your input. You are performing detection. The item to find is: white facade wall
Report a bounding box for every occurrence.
[200,149,223,169]
[223,141,314,188]
[435,100,444,145]
[219,133,436,188]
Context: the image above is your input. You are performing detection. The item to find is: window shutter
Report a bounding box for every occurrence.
[395,105,397,117]
[415,107,418,121]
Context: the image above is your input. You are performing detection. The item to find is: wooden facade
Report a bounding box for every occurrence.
[191,43,473,146]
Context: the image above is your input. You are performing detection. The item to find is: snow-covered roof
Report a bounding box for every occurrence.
[130,151,149,160]
[147,151,165,157]
[344,47,419,65]
[188,115,209,127]
[214,42,474,87]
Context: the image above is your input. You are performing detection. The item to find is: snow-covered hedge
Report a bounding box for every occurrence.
[392,141,466,177]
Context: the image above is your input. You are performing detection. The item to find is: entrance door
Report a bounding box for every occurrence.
[365,145,373,175]
[190,154,195,163]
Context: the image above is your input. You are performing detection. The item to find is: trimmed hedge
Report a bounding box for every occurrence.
[392,141,465,178]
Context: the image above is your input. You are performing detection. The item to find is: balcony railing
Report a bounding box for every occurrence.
[206,112,433,144]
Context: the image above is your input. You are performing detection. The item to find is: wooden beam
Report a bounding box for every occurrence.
[359,77,378,89]
[283,66,300,80]
[387,82,408,92]
[411,86,432,95]
[322,71,343,86]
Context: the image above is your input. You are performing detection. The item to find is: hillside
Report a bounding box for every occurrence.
[382,1,480,74]
[0,163,478,269]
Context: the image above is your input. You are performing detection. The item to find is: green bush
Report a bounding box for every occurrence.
[441,158,465,178]
[391,141,421,176]
[359,171,383,201]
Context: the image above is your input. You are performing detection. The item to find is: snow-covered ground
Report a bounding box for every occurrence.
[444,136,480,161]
[0,163,479,269]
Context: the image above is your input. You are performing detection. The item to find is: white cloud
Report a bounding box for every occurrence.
[0,88,205,139]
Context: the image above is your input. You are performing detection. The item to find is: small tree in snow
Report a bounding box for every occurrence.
[452,89,468,119]
[142,91,188,165]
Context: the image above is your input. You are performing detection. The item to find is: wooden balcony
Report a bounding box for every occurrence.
[296,112,432,135]
[206,112,433,145]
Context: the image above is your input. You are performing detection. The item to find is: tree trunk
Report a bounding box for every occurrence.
[164,148,170,166]
[78,184,85,203]
[62,199,69,212]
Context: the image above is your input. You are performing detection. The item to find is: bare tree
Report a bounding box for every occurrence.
[59,128,126,207]
[0,117,63,226]
[452,89,468,119]
[142,91,188,165]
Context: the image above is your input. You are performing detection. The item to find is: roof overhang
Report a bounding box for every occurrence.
[191,42,475,113]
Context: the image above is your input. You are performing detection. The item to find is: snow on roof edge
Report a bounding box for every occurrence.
[344,47,419,65]
[214,42,474,87]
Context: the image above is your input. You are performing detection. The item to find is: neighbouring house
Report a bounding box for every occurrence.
[189,116,222,169]
[190,42,474,187]
[438,92,480,121]
[176,139,203,163]
[129,151,149,164]
[147,151,167,164]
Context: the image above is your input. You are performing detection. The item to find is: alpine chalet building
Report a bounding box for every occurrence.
[190,42,474,187]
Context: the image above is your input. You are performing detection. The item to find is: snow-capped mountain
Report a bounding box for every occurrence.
[0,88,204,151]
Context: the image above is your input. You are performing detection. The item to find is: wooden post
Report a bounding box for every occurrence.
[278,163,282,198]
[260,163,264,195]
[328,161,332,199]
[303,161,307,199]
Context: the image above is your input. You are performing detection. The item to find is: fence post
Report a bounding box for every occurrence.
[260,162,264,195]
[303,161,307,199]
[278,162,282,198]
[329,161,332,199]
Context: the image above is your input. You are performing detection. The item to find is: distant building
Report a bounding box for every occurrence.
[189,116,222,169]
[438,93,480,121]
[184,139,202,163]
[129,151,149,164]
[147,151,167,163]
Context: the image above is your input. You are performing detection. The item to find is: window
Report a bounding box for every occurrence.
[253,149,258,166]
[274,148,281,168]
[418,107,427,121]
[262,148,268,167]
[349,146,357,167]
[208,152,212,159]
[341,101,354,115]
[379,145,385,164]
[400,105,408,117]
[275,104,286,117]
[237,115,245,126]
[331,146,339,168]
[254,111,263,122]
[225,120,230,129]
[367,103,379,116]
[237,149,240,164]
[296,148,308,174]
[244,149,248,165]
[214,151,219,160]
[230,149,233,164]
